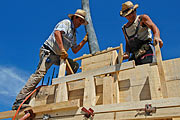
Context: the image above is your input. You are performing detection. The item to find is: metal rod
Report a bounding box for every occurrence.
[50,67,55,85]
[47,77,50,85]
[41,77,44,85]
[82,0,100,54]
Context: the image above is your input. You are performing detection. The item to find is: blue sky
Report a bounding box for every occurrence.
[0,0,180,116]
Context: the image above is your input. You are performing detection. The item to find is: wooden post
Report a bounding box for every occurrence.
[58,59,66,77]
[56,59,68,102]
[103,76,114,104]
[113,43,123,103]
[118,43,124,64]
[83,76,96,107]
[155,42,168,98]
[65,59,74,75]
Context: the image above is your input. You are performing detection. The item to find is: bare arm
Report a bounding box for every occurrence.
[141,14,163,48]
[54,30,68,59]
[54,30,65,50]
[72,33,88,54]
[122,28,130,60]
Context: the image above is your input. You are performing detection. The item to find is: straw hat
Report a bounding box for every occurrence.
[120,1,139,17]
[68,9,88,25]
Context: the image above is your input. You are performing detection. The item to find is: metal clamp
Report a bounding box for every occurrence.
[144,104,156,116]
[81,107,94,118]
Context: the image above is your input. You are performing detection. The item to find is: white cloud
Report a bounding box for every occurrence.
[0,66,30,97]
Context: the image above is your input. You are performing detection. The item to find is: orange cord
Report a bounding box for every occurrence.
[12,85,45,120]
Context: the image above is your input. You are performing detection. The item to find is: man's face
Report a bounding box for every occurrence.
[73,16,85,28]
[125,10,137,22]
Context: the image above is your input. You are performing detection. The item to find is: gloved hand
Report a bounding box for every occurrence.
[60,49,68,59]
[83,32,88,42]
[154,37,163,48]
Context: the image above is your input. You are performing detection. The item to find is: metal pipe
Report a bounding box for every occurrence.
[82,0,100,54]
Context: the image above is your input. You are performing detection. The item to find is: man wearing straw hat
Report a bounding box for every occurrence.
[120,1,163,65]
[12,9,89,110]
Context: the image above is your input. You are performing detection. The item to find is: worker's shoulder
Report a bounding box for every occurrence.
[57,19,71,26]
[139,14,151,20]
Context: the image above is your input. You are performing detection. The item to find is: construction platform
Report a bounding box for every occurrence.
[1,44,180,120]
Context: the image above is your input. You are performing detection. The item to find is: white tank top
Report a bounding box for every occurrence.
[123,15,152,41]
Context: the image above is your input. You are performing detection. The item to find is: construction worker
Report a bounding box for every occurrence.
[120,1,163,65]
[12,9,89,110]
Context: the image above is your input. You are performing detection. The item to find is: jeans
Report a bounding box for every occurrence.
[14,47,79,104]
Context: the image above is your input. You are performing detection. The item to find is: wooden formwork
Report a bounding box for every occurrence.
[1,45,180,120]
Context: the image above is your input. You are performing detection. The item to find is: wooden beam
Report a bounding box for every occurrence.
[103,76,114,104]
[155,43,168,98]
[55,82,68,102]
[32,97,180,119]
[66,59,74,74]
[83,76,96,107]
[52,60,135,85]
[173,118,180,120]
[56,59,69,102]
[0,99,80,119]
[118,43,124,64]
[73,46,121,61]
[58,59,66,77]
[112,43,123,103]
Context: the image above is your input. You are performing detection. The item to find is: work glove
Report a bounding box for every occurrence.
[154,37,163,48]
[60,49,68,59]
[83,32,88,42]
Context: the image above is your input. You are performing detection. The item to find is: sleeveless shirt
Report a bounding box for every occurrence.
[123,15,152,52]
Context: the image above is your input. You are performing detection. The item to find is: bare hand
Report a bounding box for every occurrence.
[60,49,68,59]
[154,37,163,48]
[123,52,129,60]
[83,32,88,42]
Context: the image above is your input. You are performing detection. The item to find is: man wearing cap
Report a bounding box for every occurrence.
[12,9,89,110]
[120,1,163,65]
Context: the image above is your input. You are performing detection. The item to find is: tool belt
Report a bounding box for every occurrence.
[133,43,150,59]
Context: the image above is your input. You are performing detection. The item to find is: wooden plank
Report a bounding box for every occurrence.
[91,97,180,114]
[52,60,135,85]
[10,97,180,119]
[173,118,180,120]
[103,76,114,104]
[33,97,180,119]
[118,43,124,64]
[131,64,151,101]
[155,43,168,98]
[73,46,121,61]
[66,59,74,74]
[58,59,66,77]
[81,51,112,66]
[115,106,180,120]
[56,59,69,103]
[67,80,84,91]
[113,44,123,103]
[0,99,80,119]
[81,50,117,72]
[55,82,68,102]
[34,85,56,106]
[83,76,96,107]
[166,80,180,98]
[149,65,163,99]
[113,74,120,104]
